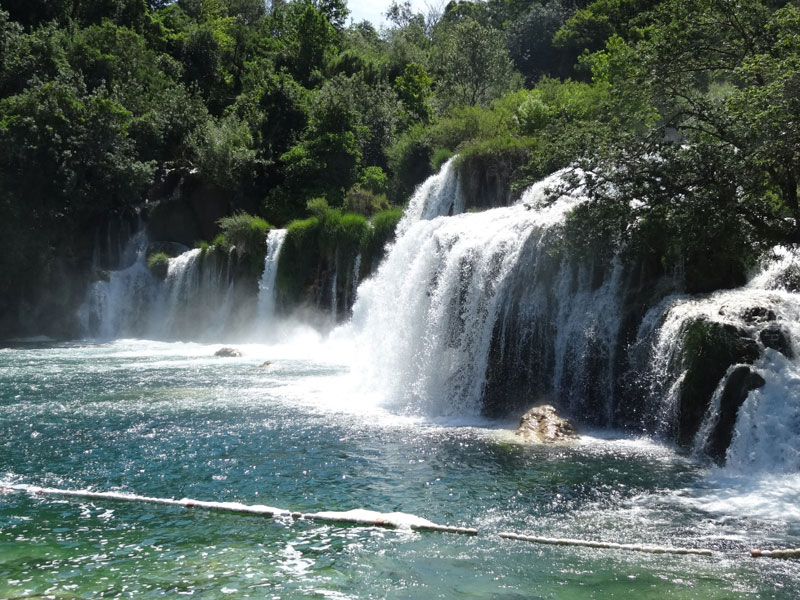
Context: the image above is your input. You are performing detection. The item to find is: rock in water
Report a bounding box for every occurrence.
[515,405,578,443]
[214,347,242,358]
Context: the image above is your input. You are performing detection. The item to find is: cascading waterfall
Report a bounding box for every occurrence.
[348,169,587,416]
[257,229,287,324]
[76,158,800,471]
[633,249,800,470]
[81,230,289,341]
[79,230,156,339]
[396,156,465,236]
[347,158,799,474]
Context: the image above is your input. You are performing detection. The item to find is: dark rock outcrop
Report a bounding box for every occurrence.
[146,167,231,247]
[759,323,794,358]
[676,319,761,446]
[704,366,766,464]
[739,306,777,324]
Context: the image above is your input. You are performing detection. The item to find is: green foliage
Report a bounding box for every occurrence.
[517,78,612,134]
[430,18,521,109]
[455,135,535,169]
[362,208,403,272]
[554,0,657,56]
[146,251,171,279]
[394,62,431,123]
[430,147,453,171]
[559,0,800,292]
[216,211,271,256]
[358,166,389,196]
[189,114,261,191]
[343,186,390,217]
[210,232,228,248]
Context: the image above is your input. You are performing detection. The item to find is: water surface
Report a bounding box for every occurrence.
[2,339,799,598]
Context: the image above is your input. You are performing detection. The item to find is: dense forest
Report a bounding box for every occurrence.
[0,0,798,337]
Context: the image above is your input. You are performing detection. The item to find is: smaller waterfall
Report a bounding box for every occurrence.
[256,229,287,324]
[330,267,339,325]
[80,232,261,341]
[157,249,238,340]
[632,247,800,468]
[79,230,157,339]
[396,156,465,236]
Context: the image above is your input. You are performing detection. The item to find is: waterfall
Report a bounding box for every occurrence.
[79,230,157,339]
[257,229,287,324]
[81,236,251,341]
[632,248,800,469]
[396,156,465,236]
[156,249,239,340]
[347,157,800,474]
[349,169,586,416]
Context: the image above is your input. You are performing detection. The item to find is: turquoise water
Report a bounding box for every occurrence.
[2,339,800,599]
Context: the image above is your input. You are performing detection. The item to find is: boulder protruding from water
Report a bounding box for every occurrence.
[214,347,242,358]
[515,405,578,443]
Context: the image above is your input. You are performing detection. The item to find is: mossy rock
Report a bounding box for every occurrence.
[677,318,760,446]
[146,252,170,280]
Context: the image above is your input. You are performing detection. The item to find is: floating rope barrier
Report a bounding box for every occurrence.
[2,484,477,535]
[750,548,800,559]
[498,532,714,556]
[20,483,800,557]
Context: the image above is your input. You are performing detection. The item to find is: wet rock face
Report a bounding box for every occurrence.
[515,405,579,443]
[677,319,761,446]
[704,366,766,464]
[759,323,794,358]
[740,306,777,324]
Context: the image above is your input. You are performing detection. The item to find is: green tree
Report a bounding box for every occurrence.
[564,0,800,291]
[394,62,431,123]
[431,18,521,109]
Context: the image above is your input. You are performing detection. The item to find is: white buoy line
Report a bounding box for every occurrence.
[4,483,798,559]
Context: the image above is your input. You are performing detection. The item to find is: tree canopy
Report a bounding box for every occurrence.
[1,0,799,330]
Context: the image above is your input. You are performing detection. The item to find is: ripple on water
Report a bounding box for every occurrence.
[1,341,800,598]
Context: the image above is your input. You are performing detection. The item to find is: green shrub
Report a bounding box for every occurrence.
[146,252,170,279]
[212,233,230,250]
[343,185,390,216]
[196,240,211,256]
[306,197,331,219]
[338,213,370,249]
[216,211,272,256]
[387,123,434,202]
[363,208,403,272]
[358,166,389,196]
[430,147,453,171]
